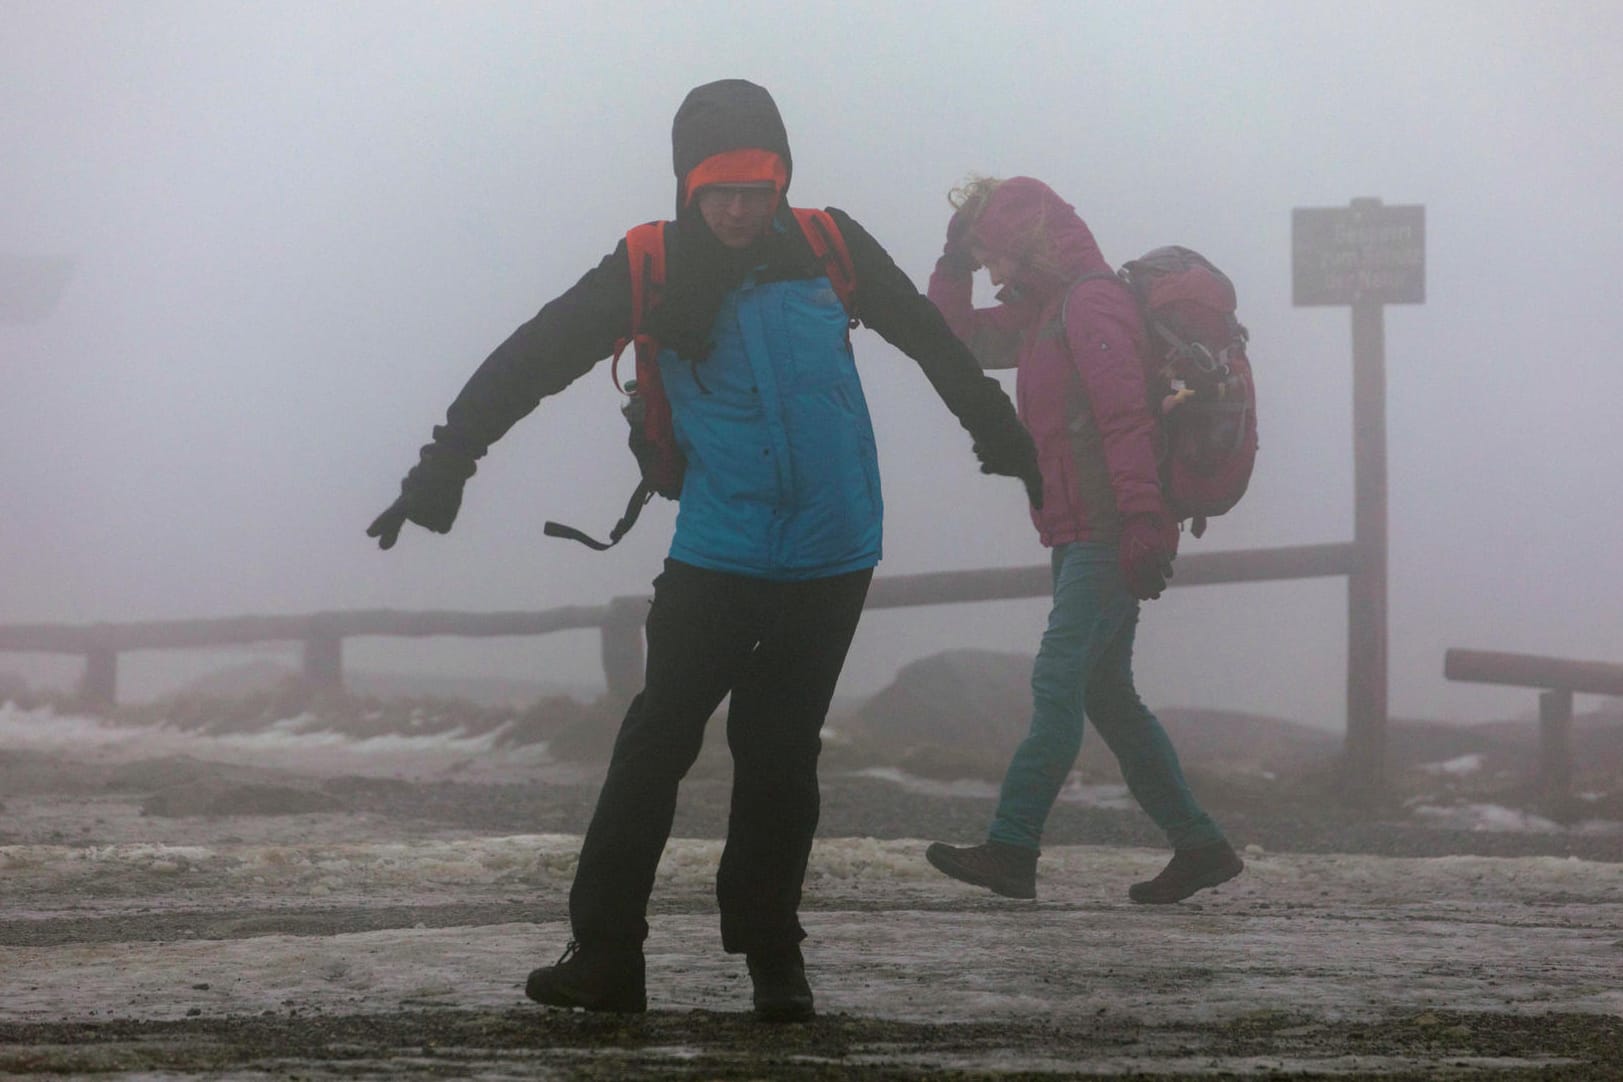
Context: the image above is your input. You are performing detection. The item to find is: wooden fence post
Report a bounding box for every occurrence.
[600,595,647,707]
[1296,197,1422,807]
[80,646,117,709]
[302,618,344,693]
[1538,688,1574,822]
[1345,289,1389,805]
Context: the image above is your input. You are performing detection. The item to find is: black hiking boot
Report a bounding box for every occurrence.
[924,840,1038,900]
[524,940,646,1013]
[746,945,815,1023]
[1129,840,1244,904]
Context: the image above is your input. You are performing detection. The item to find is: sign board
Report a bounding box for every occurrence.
[1292,203,1424,306]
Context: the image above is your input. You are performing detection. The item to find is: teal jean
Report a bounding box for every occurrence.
[989,542,1225,852]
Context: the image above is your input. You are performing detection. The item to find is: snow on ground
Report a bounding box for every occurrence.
[3,702,1622,1075]
[1421,752,1487,777]
[852,765,1136,809]
[4,835,1622,1027]
[0,701,559,781]
[9,703,1618,835]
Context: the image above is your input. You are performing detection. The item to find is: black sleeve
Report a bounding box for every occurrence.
[431,240,633,459]
[825,208,1026,442]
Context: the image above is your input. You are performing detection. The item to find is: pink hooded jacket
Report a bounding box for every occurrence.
[928,177,1167,546]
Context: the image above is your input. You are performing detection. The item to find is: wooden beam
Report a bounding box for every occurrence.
[863,543,1362,610]
[1444,648,1623,697]
[0,607,615,654]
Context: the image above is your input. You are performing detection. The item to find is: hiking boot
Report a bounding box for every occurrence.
[524,940,646,1013]
[1129,840,1244,904]
[925,840,1038,900]
[746,946,815,1023]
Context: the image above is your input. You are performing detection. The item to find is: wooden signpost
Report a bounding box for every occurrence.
[1293,198,1425,801]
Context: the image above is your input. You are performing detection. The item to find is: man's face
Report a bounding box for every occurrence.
[696,184,777,248]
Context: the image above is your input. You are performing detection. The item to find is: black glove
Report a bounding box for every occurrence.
[940,205,979,275]
[1118,512,1178,600]
[367,436,479,550]
[973,429,1044,510]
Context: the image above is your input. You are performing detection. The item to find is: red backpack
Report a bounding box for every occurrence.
[544,209,858,550]
[1072,247,1257,539]
[1120,246,1256,537]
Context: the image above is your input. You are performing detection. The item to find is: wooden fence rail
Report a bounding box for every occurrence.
[1444,647,1623,820]
[1,541,1358,713]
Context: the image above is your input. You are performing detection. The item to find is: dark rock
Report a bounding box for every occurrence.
[850,649,1033,761]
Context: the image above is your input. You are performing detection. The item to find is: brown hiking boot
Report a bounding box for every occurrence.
[925,840,1038,899]
[524,940,646,1013]
[1129,840,1244,904]
[746,945,815,1023]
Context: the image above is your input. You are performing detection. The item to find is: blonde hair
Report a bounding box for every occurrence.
[948,174,1064,281]
[948,175,1002,219]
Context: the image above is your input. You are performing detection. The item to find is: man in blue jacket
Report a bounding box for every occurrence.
[368,79,1040,1022]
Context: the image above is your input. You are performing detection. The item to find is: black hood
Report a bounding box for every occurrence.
[671,79,792,215]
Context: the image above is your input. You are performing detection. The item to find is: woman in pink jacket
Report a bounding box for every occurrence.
[924,176,1243,903]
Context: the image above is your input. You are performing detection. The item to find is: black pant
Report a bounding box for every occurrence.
[569,558,873,955]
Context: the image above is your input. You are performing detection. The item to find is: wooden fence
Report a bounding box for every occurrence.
[0,542,1356,711]
[1444,648,1623,819]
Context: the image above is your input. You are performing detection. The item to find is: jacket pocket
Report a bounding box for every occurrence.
[780,278,856,392]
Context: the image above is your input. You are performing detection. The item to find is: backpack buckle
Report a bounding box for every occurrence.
[1172,339,1220,375]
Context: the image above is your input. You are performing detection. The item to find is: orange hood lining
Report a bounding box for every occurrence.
[682,149,789,207]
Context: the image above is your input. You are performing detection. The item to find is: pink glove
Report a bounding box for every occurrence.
[1118,513,1178,600]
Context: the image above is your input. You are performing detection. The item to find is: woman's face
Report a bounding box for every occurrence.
[972,245,1020,289]
[697,184,777,248]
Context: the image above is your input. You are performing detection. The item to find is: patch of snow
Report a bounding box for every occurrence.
[849,766,1133,809]
[849,766,1000,800]
[0,702,547,780]
[1420,752,1485,776]
[1411,802,1564,833]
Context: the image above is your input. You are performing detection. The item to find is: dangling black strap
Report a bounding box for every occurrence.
[543,482,655,550]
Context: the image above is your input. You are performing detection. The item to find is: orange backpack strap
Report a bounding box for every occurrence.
[792,207,858,318]
[544,221,680,550]
[617,220,685,498]
[611,220,669,393]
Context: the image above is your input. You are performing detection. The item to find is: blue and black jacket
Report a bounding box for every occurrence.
[427,204,1030,580]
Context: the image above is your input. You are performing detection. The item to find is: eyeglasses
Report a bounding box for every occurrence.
[697,185,778,212]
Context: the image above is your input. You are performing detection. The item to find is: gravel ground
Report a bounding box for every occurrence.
[4,1008,1621,1081]
[3,735,1622,1079]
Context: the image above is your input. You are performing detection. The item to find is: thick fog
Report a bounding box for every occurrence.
[4,0,1620,727]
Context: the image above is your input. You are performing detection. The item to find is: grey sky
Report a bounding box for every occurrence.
[4,0,1620,727]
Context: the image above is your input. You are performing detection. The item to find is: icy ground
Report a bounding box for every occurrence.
[1,704,1620,1078]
